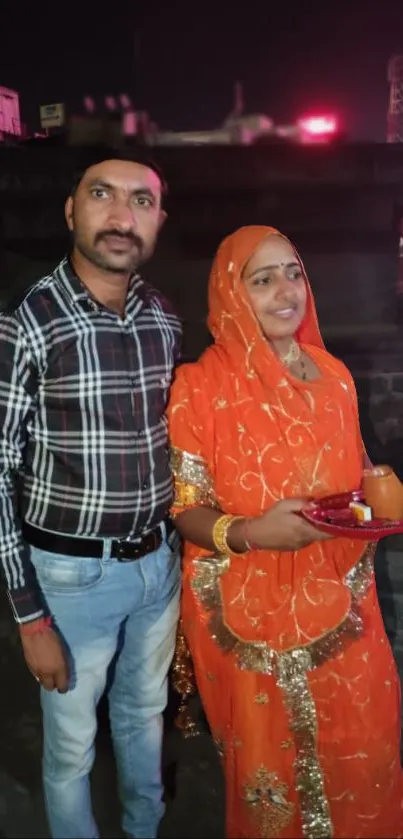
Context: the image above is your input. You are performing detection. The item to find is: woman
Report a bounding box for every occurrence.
[168,226,403,839]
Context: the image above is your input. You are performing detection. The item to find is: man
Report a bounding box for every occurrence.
[0,149,182,839]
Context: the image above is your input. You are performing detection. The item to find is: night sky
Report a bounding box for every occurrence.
[1,0,403,140]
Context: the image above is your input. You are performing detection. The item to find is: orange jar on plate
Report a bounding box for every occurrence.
[362,465,403,521]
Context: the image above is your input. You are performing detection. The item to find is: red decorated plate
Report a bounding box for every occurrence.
[300,490,403,540]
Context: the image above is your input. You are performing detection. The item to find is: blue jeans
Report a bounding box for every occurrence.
[29,533,180,839]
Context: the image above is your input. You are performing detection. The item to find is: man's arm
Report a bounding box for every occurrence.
[0,315,45,623]
[0,314,69,692]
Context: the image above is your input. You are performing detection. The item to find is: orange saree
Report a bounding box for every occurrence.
[168,226,403,838]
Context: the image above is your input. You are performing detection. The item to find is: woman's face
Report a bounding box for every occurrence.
[242,235,307,341]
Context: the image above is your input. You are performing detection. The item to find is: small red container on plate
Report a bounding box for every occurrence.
[301,488,403,540]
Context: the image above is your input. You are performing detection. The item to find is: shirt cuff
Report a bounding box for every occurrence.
[7,589,46,624]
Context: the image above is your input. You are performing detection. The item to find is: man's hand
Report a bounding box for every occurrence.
[20,626,69,693]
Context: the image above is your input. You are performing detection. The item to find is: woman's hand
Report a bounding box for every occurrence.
[230,499,332,552]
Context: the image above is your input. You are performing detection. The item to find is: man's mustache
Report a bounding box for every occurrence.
[95,229,144,250]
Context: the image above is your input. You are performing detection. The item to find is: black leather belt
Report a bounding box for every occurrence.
[22,521,171,562]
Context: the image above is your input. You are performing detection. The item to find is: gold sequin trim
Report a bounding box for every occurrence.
[171,447,216,510]
[172,481,205,508]
[243,766,295,837]
[171,620,199,738]
[277,651,332,838]
[255,692,270,704]
[191,544,375,838]
[191,545,374,673]
[281,739,294,750]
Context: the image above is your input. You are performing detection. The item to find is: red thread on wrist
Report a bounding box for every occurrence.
[19,617,52,636]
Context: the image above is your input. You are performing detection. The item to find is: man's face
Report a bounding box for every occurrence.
[65,159,166,274]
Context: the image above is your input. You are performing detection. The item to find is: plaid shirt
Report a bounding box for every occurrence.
[0,257,182,623]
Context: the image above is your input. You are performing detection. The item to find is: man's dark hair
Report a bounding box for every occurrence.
[70,146,168,201]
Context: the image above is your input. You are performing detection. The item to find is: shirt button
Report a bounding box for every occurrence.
[142,480,149,489]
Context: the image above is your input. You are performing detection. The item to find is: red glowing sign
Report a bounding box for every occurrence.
[298,115,338,135]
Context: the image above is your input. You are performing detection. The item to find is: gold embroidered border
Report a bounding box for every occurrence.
[277,651,332,838]
[191,546,374,672]
[191,544,375,839]
[171,447,217,510]
[243,766,295,836]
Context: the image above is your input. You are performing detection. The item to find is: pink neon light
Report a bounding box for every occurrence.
[298,115,338,135]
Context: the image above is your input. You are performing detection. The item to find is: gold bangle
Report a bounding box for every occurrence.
[212,514,245,555]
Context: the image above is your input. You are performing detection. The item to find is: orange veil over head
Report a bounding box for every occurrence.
[207,225,325,384]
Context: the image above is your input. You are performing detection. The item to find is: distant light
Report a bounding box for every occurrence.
[105,96,117,111]
[298,116,339,143]
[83,96,96,113]
[298,115,338,139]
[119,93,132,110]
[122,111,137,136]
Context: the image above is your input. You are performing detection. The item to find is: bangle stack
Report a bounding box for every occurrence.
[212,514,245,555]
[212,514,261,555]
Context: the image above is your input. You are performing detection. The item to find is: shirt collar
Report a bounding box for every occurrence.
[54,256,146,318]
